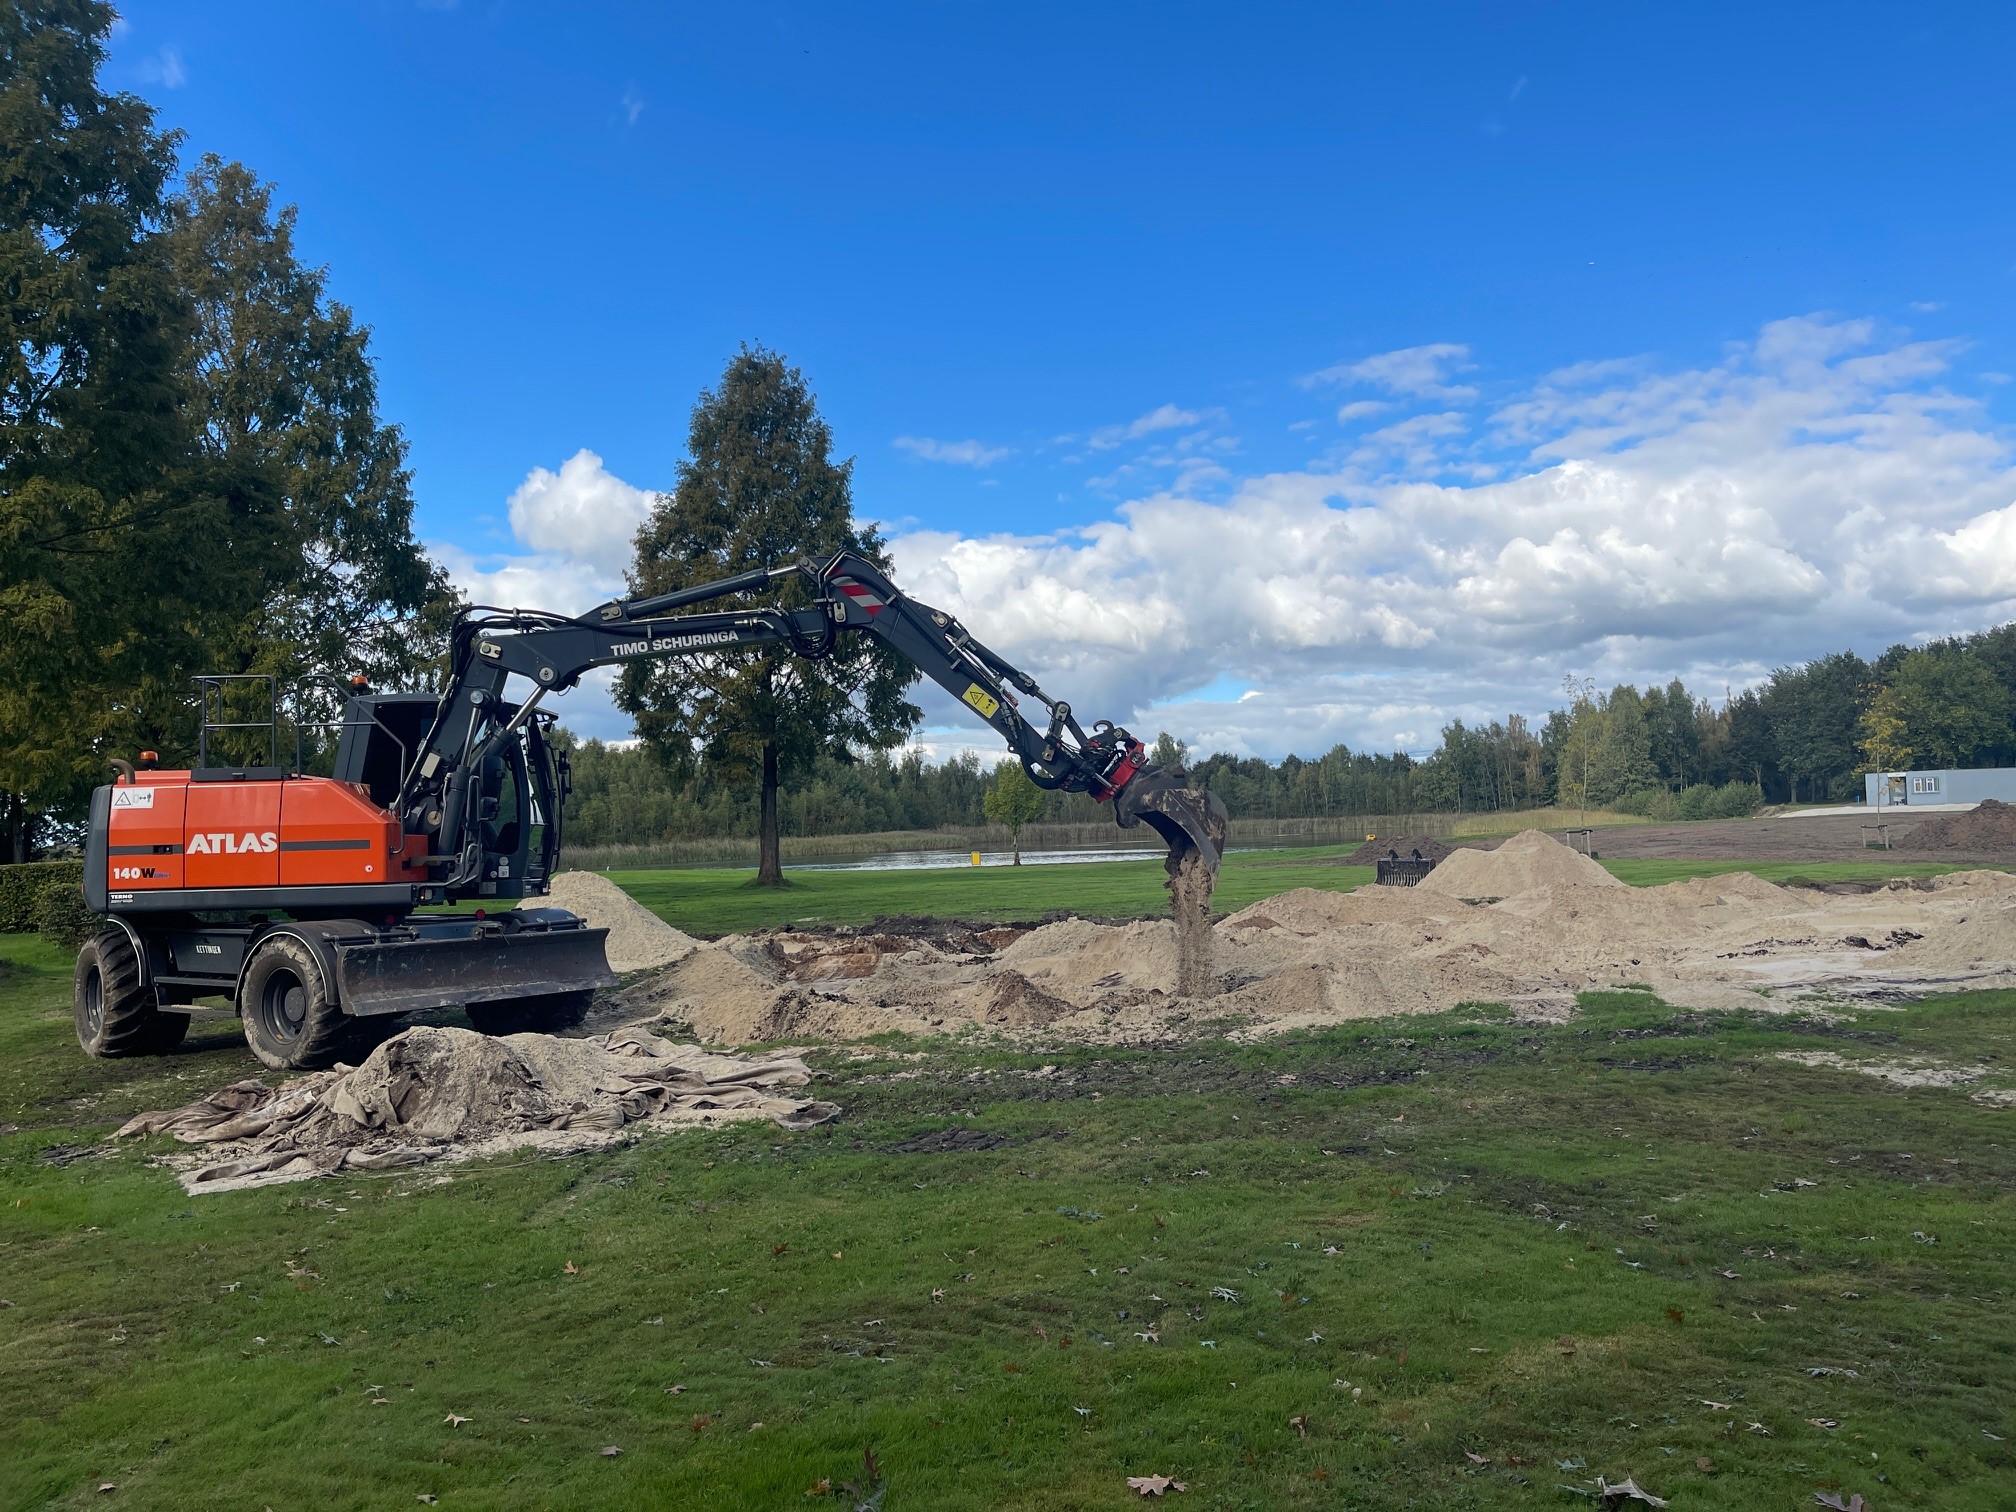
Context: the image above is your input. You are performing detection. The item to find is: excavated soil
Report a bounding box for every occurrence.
[545,830,2016,1047]
[1897,799,2016,853]
[536,871,698,971]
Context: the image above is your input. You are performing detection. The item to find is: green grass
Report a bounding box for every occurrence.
[607,848,2004,937]
[608,849,1380,935]
[5,926,2015,1509]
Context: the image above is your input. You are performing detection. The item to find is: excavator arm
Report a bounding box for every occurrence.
[397,550,1227,894]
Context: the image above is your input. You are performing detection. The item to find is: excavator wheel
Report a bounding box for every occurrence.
[466,990,595,1037]
[74,930,189,1057]
[239,935,374,1071]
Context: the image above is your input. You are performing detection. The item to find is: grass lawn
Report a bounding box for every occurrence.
[607,848,1999,937]
[6,924,2015,1509]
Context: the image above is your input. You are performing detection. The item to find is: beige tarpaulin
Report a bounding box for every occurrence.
[116,1024,839,1194]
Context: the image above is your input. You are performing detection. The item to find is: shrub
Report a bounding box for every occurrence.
[34,883,100,953]
[0,861,85,933]
[1613,783,1763,822]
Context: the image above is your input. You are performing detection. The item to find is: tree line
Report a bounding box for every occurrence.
[558,619,2016,847]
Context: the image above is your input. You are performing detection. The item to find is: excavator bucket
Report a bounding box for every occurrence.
[1112,765,1230,877]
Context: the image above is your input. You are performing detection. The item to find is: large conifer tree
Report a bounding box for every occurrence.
[618,347,919,885]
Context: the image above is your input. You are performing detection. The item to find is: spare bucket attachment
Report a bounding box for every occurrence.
[1112,764,1230,877]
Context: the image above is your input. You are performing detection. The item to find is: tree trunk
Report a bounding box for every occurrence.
[755,741,784,886]
[1011,827,1021,866]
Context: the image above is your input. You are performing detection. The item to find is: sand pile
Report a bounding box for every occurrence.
[590,830,2016,1047]
[535,871,698,971]
[1420,828,1622,898]
[1345,834,1455,866]
[117,1024,837,1194]
[1899,799,2016,852]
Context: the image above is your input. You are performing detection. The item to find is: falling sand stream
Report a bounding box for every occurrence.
[1168,847,1217,998]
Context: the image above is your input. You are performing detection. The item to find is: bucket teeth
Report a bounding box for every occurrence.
[1113,765,1230,876]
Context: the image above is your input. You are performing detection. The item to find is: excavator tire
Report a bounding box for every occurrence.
[74,930,189,1057]
[466,989,595,1037]
[240,934,373,1071]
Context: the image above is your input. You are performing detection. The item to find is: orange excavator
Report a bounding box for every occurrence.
[78,551,1227,1069]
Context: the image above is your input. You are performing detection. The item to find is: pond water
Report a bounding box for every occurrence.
[789,846,1170,871]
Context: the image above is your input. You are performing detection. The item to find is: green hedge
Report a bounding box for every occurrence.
[0,861,86,933]
[1614,782,1765,823]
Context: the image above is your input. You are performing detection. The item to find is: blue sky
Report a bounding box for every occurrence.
[112,4,2016,755]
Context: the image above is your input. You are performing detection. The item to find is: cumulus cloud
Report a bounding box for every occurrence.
[886,315,2016,758]
[437,315,2016,758]
[894,435,1014,467]
[505,448,655,578]
[1304,342,1478,401]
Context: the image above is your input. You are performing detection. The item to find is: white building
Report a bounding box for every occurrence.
[1863,767,2016,807]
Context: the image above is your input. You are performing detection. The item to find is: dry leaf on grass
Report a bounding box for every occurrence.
[1813,1495,1869,1511]
[1594,1477,1668,1507]
[443,1413,469,1427]
[1464,1451,1490,1465]
[1126,1474,1188,1496]
[599,1445,623,1457]
[805,1480,830,1497]
[563,1261,579,1275]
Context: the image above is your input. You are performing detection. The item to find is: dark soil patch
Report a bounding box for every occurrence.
[1895,798,2016,853]
[888,1127,1017,1154]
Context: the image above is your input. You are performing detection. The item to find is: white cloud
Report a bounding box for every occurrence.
[1304,343,1478,401]
[883,315,2016,759]
[437,317,2016,761]
[431,451,659,740]
[138,45,186,88]
[620,86,645,126]
[894,435,1013,467]
[1335,400,1389,423]
[506,449,655,578]
[1090,403,1207,450]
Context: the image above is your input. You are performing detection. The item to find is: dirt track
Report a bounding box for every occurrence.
[1573,811,2016,865]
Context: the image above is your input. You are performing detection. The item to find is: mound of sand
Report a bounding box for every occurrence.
[1345,834,1454,866]
[1898,799,2016,852]
[578,829,2016,1048]
[1419,829,1622,898]
[534,871,698,971]
[116,1024,838,1194]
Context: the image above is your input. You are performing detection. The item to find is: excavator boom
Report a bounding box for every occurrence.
[79,550,1227,1069]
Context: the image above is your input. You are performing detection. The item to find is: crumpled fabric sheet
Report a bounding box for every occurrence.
[115,1023,840,1194]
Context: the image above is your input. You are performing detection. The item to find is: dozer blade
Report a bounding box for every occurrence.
[1113,764,1230,877]
[334,920,617,1018]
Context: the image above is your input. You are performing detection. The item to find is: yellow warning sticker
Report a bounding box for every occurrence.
[962,683,1001,719]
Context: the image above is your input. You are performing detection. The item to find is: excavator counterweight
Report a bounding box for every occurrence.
[77,550,1227,1068]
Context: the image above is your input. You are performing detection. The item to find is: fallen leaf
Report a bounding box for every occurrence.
[416,1499,437,1506]
[96,1486,115,1495]
[931,1288,945,1303]
[1464,1450,1489,1465]
[1695,1457,1716,1472]
[1290,1414,1309,1438]
[749,1422,764,1432]
[1814,1496,1869,1511]
[1745,1421,1772,1436]
[443,1413,470,1428]
[1808,1417,1840,1431]
[773,1244,788,1257]
[1136,1330,1160,1343]
[666,1384,686,1394]
[805,1479,830,1496]
[1700,1400,1731,1411]
[1126,1474,1188,1496]
[1003,1362,1022,1374]
[563,1261,579,1276]
[1594,1476,1668,1507]
[832,1251,843,1259]
[600,1445,623,1457]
